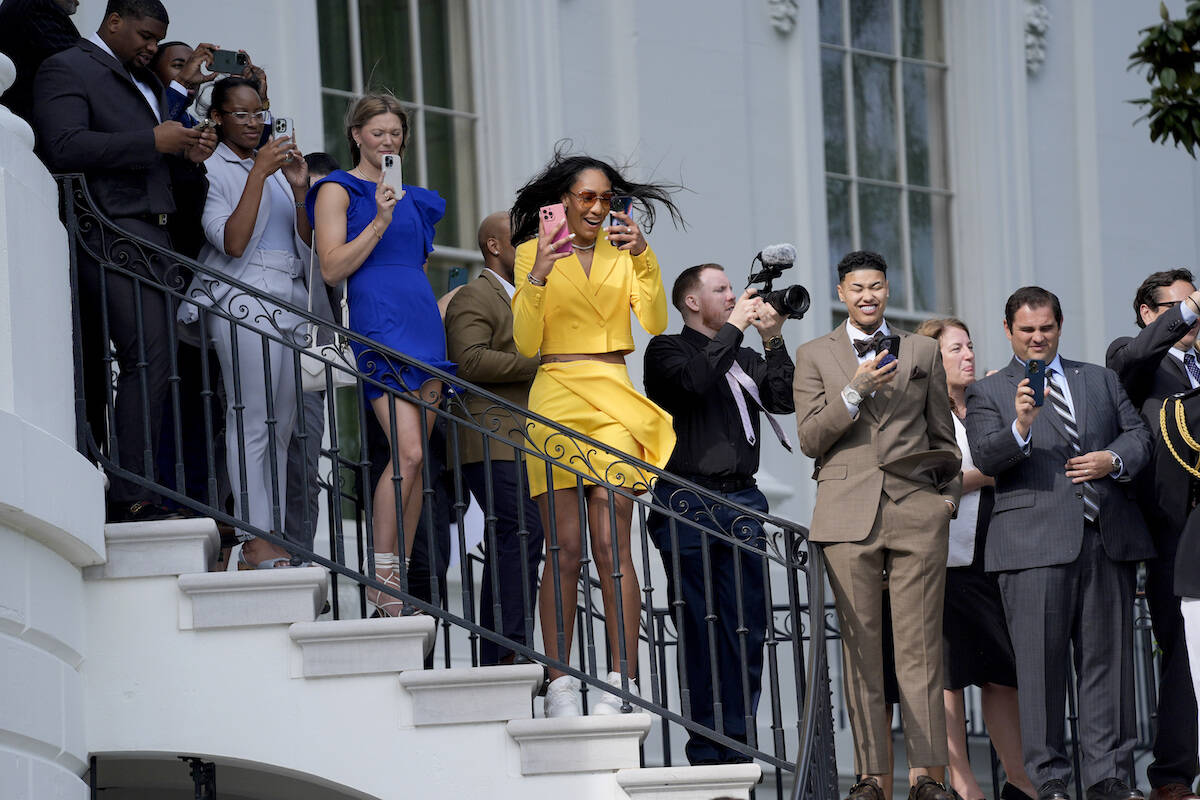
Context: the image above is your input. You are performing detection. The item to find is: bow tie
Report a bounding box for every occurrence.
[853,331,885,358]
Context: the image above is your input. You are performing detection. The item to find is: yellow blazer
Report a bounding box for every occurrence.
[512,236,668,356]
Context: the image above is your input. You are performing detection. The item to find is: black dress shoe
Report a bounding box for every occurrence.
[846,777,886,800]
[909,776,956,800]
[1087,779,1145,800]
[1040,779,1071,800]
[1003,783,1036,800]
[108,500,182,523]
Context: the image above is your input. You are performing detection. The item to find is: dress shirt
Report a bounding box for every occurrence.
[644,323,794,480]
[1168,346,1200,389]
[87,31,161,122]
[842,318,893,416]
[483,267,515,300]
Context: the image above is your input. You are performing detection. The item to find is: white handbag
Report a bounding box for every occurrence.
[300,240,357,393]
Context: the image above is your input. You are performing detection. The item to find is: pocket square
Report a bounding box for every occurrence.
[910,365,928,380]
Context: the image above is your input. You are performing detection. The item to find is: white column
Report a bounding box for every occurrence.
[0,52,106,800]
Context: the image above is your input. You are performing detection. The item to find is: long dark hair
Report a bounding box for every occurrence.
[208,76,263,143]
[509,144,686,246]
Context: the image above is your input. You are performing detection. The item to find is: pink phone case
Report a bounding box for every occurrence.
[539,203,571,255]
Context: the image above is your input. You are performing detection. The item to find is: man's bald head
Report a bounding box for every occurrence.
[478,212,516,282]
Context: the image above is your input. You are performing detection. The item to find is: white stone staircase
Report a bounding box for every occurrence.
[80,518,763,799]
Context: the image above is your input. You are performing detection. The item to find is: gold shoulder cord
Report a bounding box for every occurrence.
[1161,395,1200,480]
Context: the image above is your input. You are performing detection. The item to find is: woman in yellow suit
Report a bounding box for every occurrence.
[510,152,683,717]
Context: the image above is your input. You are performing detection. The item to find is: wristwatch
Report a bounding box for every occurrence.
[763,335,784,352]
[841,385,863,407]
[1109,451,1123,475]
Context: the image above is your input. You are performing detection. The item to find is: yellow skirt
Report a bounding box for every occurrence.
[523,361,675,497]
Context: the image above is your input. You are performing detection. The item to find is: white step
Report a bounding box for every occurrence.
[289,616,436,677]
[398,663,543,725]
[83,518,219,579]
[178,567,327,629]
[615,764,763,800]
[506,713,653,775]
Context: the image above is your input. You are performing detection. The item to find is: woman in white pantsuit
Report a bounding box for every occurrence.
[180,76,311,567]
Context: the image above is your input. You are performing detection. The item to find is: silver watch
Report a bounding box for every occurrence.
[841,385,863,406]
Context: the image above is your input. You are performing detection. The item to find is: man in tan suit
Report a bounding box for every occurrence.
[794,250,962,800]
[444,212,544,665]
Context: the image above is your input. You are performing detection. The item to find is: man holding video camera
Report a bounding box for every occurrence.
[644,262,793,764]
[794,249,961,800]
[965,286,1152,800]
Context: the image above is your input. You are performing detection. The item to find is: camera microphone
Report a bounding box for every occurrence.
[759,243,797,267]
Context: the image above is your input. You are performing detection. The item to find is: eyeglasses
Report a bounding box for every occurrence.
[220,110,269,124]
[568,190,617,207]
[1153,300,1182,309]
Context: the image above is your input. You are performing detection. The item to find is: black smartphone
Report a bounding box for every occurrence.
[211,49,249,74]
[1025,358,1046,407]
[609,196,632,227]
[878,334,900,367]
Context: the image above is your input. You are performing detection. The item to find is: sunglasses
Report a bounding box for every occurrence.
[568,190,618,207]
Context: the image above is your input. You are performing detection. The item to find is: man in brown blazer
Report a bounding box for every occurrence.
[794,250,962,800]
[444,211,545,665]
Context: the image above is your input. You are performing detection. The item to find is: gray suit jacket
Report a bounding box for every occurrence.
[964,356,1154,572]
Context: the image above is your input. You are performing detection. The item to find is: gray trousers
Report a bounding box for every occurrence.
[284,390,325,554]
[998,526,1137,789]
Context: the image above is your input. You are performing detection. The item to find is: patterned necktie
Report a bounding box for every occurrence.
[1046,369,1099,523]
[1185,352,1200,387]
[853,330,885,358]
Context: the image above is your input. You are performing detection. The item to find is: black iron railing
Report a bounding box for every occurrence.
[56,174,839,800]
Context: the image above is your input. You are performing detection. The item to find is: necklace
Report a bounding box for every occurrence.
[350,167,379,182]
[571,242,596,251]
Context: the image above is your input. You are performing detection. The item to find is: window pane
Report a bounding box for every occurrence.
[425,111,477,250]
[903,64,947,188]
[857,183,905,307]
[321,92,353,168]
[819,0,843,45]
[902,0,944,62]
[317,0,353,91]
[419,0,473,111]
[853,54,898,182]
[851,0,894,54]
[358,0,415,99]
[822,49,848,175]
[826,178,853,296]
[909,191,951,312]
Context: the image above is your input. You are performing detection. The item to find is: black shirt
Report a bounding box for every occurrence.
[644,323,794,481]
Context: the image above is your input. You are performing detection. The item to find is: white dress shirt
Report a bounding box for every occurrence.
[841,319,892,417]
[88,32,162,123]
[483,267,516,300]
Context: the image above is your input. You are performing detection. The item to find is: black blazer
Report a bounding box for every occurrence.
[32,38,177,218]
[1171,387,1200,596]
[1106,304,1198,537]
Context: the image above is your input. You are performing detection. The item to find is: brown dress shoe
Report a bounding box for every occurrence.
[846,777,887,800]
[1149,784,1200,800]
[909,775,957,800]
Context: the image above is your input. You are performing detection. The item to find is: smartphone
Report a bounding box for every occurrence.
[210,49,249,74]
[609,195,632,227]
[1025,358,1046,407]
[272,117,293,140]
[539,203,571,255]
[381,154,405,199]
[194,118,215,132]
[878,334,900,368]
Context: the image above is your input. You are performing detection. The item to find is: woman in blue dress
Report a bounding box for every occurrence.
[308,93,453,616]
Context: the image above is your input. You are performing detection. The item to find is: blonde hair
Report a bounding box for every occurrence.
[345,93,409,164]
[914,317,972,415]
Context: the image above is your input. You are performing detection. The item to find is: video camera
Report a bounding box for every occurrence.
[748,243,810,320]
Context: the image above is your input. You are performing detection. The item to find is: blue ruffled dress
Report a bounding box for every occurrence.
[306,171,456,399]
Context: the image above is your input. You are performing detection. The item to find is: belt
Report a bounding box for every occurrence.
[129,212,171,227]
[674,474,756,494]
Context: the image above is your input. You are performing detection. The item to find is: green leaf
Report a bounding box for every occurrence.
[1171,24,1186,42]
[1163,66,1179,87]
[1163,1,1171,21]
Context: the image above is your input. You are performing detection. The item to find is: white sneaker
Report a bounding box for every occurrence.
[591,671,639,715]
[544,675,581,718]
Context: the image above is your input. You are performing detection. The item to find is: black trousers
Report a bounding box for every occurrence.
[462,460,544,665]
[76,218,174,506]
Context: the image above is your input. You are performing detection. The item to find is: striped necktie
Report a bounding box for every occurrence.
[1046,369,1099,523]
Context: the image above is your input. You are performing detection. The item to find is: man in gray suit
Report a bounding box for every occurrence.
[965,286,1154,800]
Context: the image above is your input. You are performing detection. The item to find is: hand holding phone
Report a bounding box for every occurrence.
[539,203,571,256]
[210,49,249,75]
[877,334,900,368]
[1024,359,1046,407]
[609,196,632,227]
[381,154,405,200]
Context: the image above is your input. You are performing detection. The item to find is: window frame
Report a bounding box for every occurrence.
[821,0,954,325]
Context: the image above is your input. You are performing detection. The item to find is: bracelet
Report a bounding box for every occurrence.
[370,223,383,240]
[1188,296,1200,315]
[527,273,547,287]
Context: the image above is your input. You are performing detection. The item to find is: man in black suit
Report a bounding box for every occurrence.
[0,0,80,123]
[1106,270,1200,800]
[965,286,1153,800]
[33,0,216,522]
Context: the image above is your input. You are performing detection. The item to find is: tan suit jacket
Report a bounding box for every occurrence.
[794,327,962,542]
[444,271,539,464]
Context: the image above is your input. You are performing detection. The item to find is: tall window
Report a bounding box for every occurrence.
[316,0,480,292]
[820,0,952,322]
